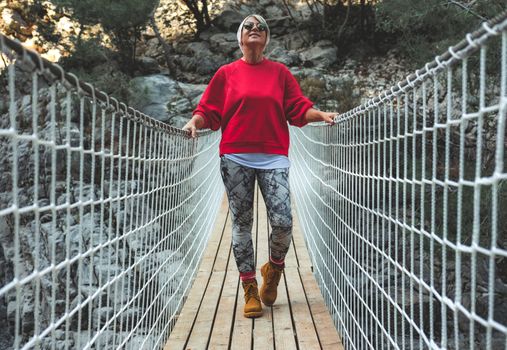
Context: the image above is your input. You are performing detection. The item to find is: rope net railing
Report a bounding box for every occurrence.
[0,34,223,349]
[290,13,507,350]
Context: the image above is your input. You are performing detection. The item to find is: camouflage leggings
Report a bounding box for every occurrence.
[220,156,293,275]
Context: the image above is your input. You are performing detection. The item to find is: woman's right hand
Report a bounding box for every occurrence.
[182,121,198,138]
[182,114,205,138]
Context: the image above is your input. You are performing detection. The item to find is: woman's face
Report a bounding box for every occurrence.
[241,17,267,49]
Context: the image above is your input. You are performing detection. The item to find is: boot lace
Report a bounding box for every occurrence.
[245,283,260,301]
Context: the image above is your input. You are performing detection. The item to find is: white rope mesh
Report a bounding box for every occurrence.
[0,34,224,350]
[290,14,507,350]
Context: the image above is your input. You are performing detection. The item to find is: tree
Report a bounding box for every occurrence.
[52,0,158,71]
[300,0,377,55]
[148,0,177,77]
[180,0,211,34]
[375,0,505,66]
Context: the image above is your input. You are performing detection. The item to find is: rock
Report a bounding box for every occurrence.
[496,278,507,294]
[173,41,227,75]
[124,334,157,350]
[289,2,312,21]
[264,6,288,35]
[179,41,211,56]
[137,56,160,74]
[264,5,284,21]
[128,75,177,123]
[144,38,161,57]
[197,26,222,42]
[56,16,76,34]
[266,37,284,52]
[212,10,243,31]
[238,4,256,16]
[209,32,239,56]
[20,38,40,53]
[128,74,206,125]
[267,47,300,66]
[142,26,156,39]
[494,297,507,325]
[92,306,114,324]
[41,48,62,62]
[41,339,69,350]
[169,98,191,114]
[283,31,311,51]
[300,40,338,68]
[1,8,31,36]
[289,67,323,80]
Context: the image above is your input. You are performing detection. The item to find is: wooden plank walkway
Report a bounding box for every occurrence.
[165,186,344,350]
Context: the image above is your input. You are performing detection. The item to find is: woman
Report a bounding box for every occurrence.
[183,14,336,318]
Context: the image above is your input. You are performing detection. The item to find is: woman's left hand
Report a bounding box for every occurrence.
[304,108,338,125]
[321,112,337,126]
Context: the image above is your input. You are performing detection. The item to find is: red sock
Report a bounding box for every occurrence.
[240,271,256,282]
[269,256,285,269]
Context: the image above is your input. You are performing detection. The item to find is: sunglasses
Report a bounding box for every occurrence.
[243,21,267,32]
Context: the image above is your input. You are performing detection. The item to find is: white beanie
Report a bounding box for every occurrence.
[236,14,270,54]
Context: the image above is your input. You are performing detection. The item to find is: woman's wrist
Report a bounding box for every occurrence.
[191,114,205,129]
[304,108,324,123]
[304,108,336,125]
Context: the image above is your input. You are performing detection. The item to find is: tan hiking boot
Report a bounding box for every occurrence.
[242,279,263,318]
[260,261,283,306]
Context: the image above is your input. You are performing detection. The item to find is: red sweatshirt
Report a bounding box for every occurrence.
[193,58,313,156]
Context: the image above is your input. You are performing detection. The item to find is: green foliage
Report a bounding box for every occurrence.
[375,0,505,67]
[302,0,505,64]
[57,29,133,103]
[7,0,45,21]
[97,0,159,32]
[299,77,327,103]
[68,64,133,104]
[60,36,108,70]
[301,1,377,59]
[51,0,158,70]
[51,0,102,26]
[52,0,157,29]
[299,77,360,113]
[332,79,360,113]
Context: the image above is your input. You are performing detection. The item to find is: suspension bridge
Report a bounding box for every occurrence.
[0,11,506,350]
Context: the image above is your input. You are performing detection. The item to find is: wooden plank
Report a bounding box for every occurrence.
[229,283,252,349]
[285,208,301,267]
[291,204,313,270]
[206,210,236,349]
[207,270,239,349]
[272,274,297,350]
[199,194,229,273]
[284,267,321,350]
[300,270,344,350]
[253,187,274,350]
[229,185,258,349]
[164,195,228,350]
[184,270,226,349]
[185,197,234,348]
[271,201,298,350]
[291,203,344,349]
[213,209,232,272]
[163,270,210,350]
